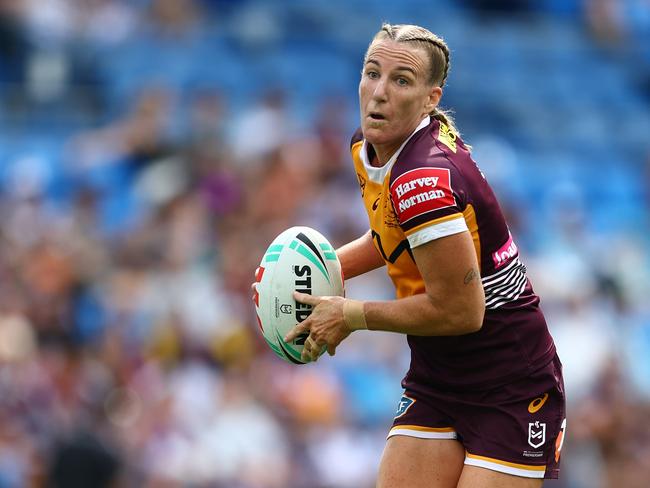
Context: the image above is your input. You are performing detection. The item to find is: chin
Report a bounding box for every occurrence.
[362,126,389,145]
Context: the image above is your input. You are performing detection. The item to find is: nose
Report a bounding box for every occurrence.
[372,77,388,102]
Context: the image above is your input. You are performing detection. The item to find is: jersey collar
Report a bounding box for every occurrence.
[360,116,431,184]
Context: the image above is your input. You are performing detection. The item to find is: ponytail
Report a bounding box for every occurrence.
[431,107,456,134]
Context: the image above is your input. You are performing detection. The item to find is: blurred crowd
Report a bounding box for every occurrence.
[1,0,650,487]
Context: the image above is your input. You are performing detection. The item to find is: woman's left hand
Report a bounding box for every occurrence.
[284,291,352,362]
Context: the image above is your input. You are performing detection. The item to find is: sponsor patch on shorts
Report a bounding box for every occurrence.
[394,394,416,419]
[390,168,455,224]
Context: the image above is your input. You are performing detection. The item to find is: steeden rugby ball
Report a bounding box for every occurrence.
[253,226,344,364]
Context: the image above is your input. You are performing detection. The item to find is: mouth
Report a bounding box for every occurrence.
[368,112,386,121]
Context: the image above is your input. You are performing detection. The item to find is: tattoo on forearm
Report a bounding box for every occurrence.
[464,268,479,285]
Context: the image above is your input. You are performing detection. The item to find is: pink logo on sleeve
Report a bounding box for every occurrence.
[492,232,518,268]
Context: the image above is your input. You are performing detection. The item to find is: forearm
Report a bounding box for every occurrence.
[336,230,385,279]
[362,292,484,336]
[338,231,484,336]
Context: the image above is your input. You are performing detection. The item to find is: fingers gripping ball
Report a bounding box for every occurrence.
[253,227,344,364]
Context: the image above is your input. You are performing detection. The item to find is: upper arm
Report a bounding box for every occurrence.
[336,230,385,280]
[388,159,480,303]
[411,230,485,331]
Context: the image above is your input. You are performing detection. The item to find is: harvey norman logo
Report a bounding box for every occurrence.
[394,175,441,198]
[390,167,455,223]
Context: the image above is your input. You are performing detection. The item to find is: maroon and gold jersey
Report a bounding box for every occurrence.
[351,117,556,389]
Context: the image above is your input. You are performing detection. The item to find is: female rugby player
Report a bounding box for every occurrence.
[284,23,566,488]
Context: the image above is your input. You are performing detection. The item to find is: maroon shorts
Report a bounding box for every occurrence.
[388,354,566,479]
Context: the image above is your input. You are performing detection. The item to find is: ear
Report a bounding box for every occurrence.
[424,86,443,113]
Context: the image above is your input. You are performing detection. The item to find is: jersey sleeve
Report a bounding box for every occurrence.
[389,165,468,248]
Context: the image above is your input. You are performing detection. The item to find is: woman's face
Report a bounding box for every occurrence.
[359,39,441,151]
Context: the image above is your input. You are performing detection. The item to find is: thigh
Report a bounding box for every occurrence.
[460,356,566,481]
[457,465,543,488]
[377,436,465,488]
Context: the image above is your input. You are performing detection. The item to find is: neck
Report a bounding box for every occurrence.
[371,141,403,166]
[369,115,430,166]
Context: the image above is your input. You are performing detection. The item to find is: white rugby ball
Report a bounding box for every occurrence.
[253,226,344,364]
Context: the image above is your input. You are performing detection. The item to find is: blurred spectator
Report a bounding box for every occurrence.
[147,0,202,38]
[0,0,29,84]
[68,85,176,170]
[585,0,625,45]
[231,89,295,164]
[47,430,121,488]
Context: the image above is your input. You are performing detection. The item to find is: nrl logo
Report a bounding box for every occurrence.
[528,421,546,448]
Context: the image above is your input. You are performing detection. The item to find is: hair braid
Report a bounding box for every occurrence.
[428,38,450,87]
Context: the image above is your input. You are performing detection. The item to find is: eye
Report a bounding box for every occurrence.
[365,70,380,79]
[396,77,409,86]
